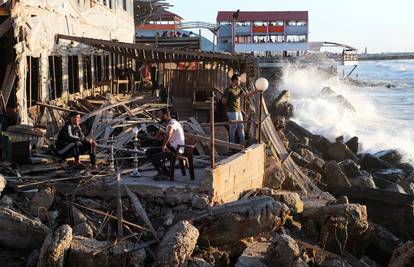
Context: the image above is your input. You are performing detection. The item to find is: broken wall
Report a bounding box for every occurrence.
[205,144,265,203]
[10,0,135,124]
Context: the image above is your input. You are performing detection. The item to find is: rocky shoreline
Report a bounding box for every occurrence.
[0,90,413,267]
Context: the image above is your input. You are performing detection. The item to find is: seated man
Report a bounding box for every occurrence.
[56,111,97,169]
[145,108,185,179]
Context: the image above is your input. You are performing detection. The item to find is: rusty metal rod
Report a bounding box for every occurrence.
[210,91,215,169]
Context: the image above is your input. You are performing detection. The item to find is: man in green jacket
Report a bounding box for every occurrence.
[222,74,256,144]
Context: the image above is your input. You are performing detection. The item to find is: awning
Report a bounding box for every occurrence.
[56,34,250,64]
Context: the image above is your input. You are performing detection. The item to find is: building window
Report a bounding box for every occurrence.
[253,21,267,26]
[286,35,307,42]
[269,21,283,26]
[123,0,127,11]
[48,56,63,100]
[68,55,80,94]
[26,56,40,107]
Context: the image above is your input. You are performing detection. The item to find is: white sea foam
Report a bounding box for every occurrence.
[273,63,414,164]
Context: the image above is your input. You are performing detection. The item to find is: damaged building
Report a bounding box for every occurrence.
[0,0,135,127]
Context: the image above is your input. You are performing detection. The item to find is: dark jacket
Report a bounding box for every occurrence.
[56,122,86,150]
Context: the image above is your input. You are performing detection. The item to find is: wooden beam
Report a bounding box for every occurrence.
[0,7,10,16]
[0,62,16,108]
[0,16,11,38]
[35,102,88,115]
[185,133,244,151]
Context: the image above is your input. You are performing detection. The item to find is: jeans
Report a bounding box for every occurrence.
[56,141,96,165]
[227,111,245,144]
[145,144,176,175]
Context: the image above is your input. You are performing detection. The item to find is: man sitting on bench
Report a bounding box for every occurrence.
[56,111,97,169]
[146,108,185,180]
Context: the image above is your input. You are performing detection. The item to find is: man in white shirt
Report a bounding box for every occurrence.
[146,108,185,179]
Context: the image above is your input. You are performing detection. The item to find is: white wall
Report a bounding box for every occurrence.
[235,42,309,53]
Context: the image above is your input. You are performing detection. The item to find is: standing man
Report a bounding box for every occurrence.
[56,112,97,169]
[146,108,185,179]
[222,74,256,144]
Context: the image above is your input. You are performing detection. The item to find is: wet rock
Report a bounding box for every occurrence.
[336,95,356,112]
[320,86,336,96]
[386,183,407,194]
[67,236,146,266]
[285,121,314,143]
[192,195,209,210]
[365,223,403,265]
[27,249,40,267]
[399,174,414,194]
[0,174,6,196]
[359,153,390,171]
[163,208,175,227]
[339,159,362,178]
[373,168,405,183]
[324,161,352,190]
[292,152,310,167]
[349,175,376,189]
[345,136,359,155]
[0,207,50,251]
[326,141,358,162]
[396,163,414,177]
[264,155,285,189]
[389,241,414,267]
[374,149,403,166]
[0,195,13,207]
[38,224,73,267]
[186,257,213,267]
[296,148,316,162]
[331,196,349,205]
[235,241,270,267]
[301,204,369,246]
[31,186,56,218]
[154,220,199,267]
[265,234,300,267]
[71,206,89,226]
[73,223,93,238]
[196,196,289,246]
[310,135,333,156]
[270,191,304,214]
[307,157,326,174]
[271,91,294,119]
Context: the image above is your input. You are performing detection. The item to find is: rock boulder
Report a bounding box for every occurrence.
[154,220,199,267]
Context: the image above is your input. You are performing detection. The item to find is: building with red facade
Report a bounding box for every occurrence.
[216,11,309,56]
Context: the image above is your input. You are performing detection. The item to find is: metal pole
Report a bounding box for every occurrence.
[116,171,124,238]
[210,91,215,169]
[258,92,263,143]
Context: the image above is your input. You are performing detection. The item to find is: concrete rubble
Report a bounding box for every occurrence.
[0,14,412,265]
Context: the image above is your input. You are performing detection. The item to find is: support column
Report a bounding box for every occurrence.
[62,55,69,97]
[16,54,29,124]
[40,53,49,102]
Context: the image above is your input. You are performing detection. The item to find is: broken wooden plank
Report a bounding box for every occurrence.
[1,61,16,107]
[18,163,65,175]
[80,96,144,123]
[70,202,150,232]
[123,184,159,241]
[36,102,87,115]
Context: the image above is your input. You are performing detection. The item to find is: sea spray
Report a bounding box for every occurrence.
[272,63,414,164]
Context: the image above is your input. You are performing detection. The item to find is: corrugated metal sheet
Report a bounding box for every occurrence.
[216,11,308,22]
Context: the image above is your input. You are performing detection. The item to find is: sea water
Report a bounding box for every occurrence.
[276,59,414,164]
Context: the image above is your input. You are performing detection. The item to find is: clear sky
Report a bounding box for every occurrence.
[168,0,414,53]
